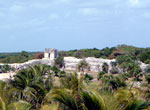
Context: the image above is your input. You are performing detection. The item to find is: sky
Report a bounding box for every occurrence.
[0,0,150,52]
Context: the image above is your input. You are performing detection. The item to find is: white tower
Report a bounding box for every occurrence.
[44,48,58,60]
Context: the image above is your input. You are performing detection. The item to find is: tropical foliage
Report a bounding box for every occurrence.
[0,63,150,110]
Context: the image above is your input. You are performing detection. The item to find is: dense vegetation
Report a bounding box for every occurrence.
[1,45,150,64]
[59,45,150,64]
[0,51,38,63]
[0,64,150,110]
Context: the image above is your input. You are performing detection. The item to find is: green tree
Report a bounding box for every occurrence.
[138,50,150,63]
[115,88,150,110]
[54,56,64,68]
[77,60,89,73]
[145,73,150,84]
[102,62,109,73]
[50,88,106,110]
[97,71,106,80]
[116,55,135,72]
[11,64,53,109]
[101,75,126,91]
[84,73,93,84]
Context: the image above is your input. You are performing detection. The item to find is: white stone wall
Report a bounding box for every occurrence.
[64,57,115,72]
[44,53,50,59]
[0,73,16,81]
[0,56,149,81]
[0,59,55,70]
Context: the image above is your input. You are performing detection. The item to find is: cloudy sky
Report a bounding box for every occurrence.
[0,0,150,52]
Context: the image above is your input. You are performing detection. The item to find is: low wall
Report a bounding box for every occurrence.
[0,73,16,81]
[64,57,115,72]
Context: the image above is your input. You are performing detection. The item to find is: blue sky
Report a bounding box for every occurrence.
[0,0,150,52]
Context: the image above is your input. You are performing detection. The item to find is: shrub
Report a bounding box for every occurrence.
[54,56,64,68]
[145,73,150,84]
[0,65,12,73]
[59,71,66,77]
[102,62,109,73]
[34,52,44,59]
[101,75,126,91]
[144,66,150,73]
[110,68,119,74]
[84,73,93,81]
[97,71,106,80]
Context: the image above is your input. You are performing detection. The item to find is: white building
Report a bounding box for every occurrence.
[44,48,59,60]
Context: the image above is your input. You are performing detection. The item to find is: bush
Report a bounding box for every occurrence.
[0,65,12,73]
[97,71,106,80]
[110,68,119,74]
[54,56,64,68]
[144,66,150,73]
[84,73,93,81]
[84,73,94,84]
[138,50,150,63]
[116,55,134,65]
[102,62,109,73]
[59,71,66,77]
[101,75,127,91]
[51,66,60,76]
[34,52,44,59]
[110,61,117,67]
[145,73,150,84]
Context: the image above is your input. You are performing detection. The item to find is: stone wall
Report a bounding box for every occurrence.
[0,73,16,81]
[0,58,55,70]
[0,56,149,74]
[64,57,115,72]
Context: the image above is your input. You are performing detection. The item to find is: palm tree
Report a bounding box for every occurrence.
[0,81,8,110]
[60,73,85,109]
[102,62,109,73]
[49,88,107,110]
[81,90,106,110]
[11,64,53,109]
[60,73,84,94]
[77,60,89,73]
[50,88,79,110]
[0,81,32,110]
[8,101,32,110]
[115,88,150,110]
[49,73,109,110]
[40,103,59,110]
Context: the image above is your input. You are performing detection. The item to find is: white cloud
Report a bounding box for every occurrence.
[59,0,72,3]
[53,0,72,5]
[0,11,5,17]
[10,4,25,12]
[56,0,72,3]
[143,12,150,19]
[129,0,139,6]
[78,8,99,16]
[30,2,51,9]
[48,13,59,20]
